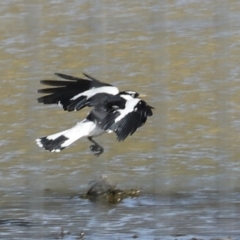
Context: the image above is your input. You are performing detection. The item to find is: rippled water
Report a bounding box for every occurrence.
[1,0,240,239]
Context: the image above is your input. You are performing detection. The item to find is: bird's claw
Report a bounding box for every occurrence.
[90,145,104,156]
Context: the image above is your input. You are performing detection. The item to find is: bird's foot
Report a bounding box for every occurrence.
[90,144,104,156]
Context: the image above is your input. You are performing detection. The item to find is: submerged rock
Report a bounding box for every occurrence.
[80,176,140,203]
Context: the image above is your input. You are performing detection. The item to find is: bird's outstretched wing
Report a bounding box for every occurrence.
[37,73,116,111]
[99,98,153,141]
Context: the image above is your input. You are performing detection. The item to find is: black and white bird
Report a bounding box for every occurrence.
[36,73,153,156]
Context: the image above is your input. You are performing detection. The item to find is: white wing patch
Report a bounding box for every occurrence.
[70,86,119,100]
[115,98,141,122]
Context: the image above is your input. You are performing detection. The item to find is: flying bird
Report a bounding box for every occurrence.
[36,73,153,156]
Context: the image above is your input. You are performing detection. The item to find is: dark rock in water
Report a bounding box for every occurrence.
[80,176,140,204]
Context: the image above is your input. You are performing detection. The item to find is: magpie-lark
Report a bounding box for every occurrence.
[36,73,153,156]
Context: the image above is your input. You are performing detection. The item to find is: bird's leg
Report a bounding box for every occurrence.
[88,137,104,156]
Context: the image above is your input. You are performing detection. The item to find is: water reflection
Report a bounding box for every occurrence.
[1,189,239,239]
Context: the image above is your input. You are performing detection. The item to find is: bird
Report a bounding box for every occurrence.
[36,72,154,156]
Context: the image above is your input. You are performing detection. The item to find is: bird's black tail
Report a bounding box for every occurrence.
[36,135,68,152]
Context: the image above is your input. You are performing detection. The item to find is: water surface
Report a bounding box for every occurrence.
[0,0,240,239]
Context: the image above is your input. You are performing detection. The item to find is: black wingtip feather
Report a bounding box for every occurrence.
[54,73,84,81]
[37,87,65,93]
[40,80,71,86]
[82,72,99,81]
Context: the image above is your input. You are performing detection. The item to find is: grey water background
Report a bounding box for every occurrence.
[0,0,240,239]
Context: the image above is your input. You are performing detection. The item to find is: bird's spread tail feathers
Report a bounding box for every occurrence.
[36,119,104,152]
